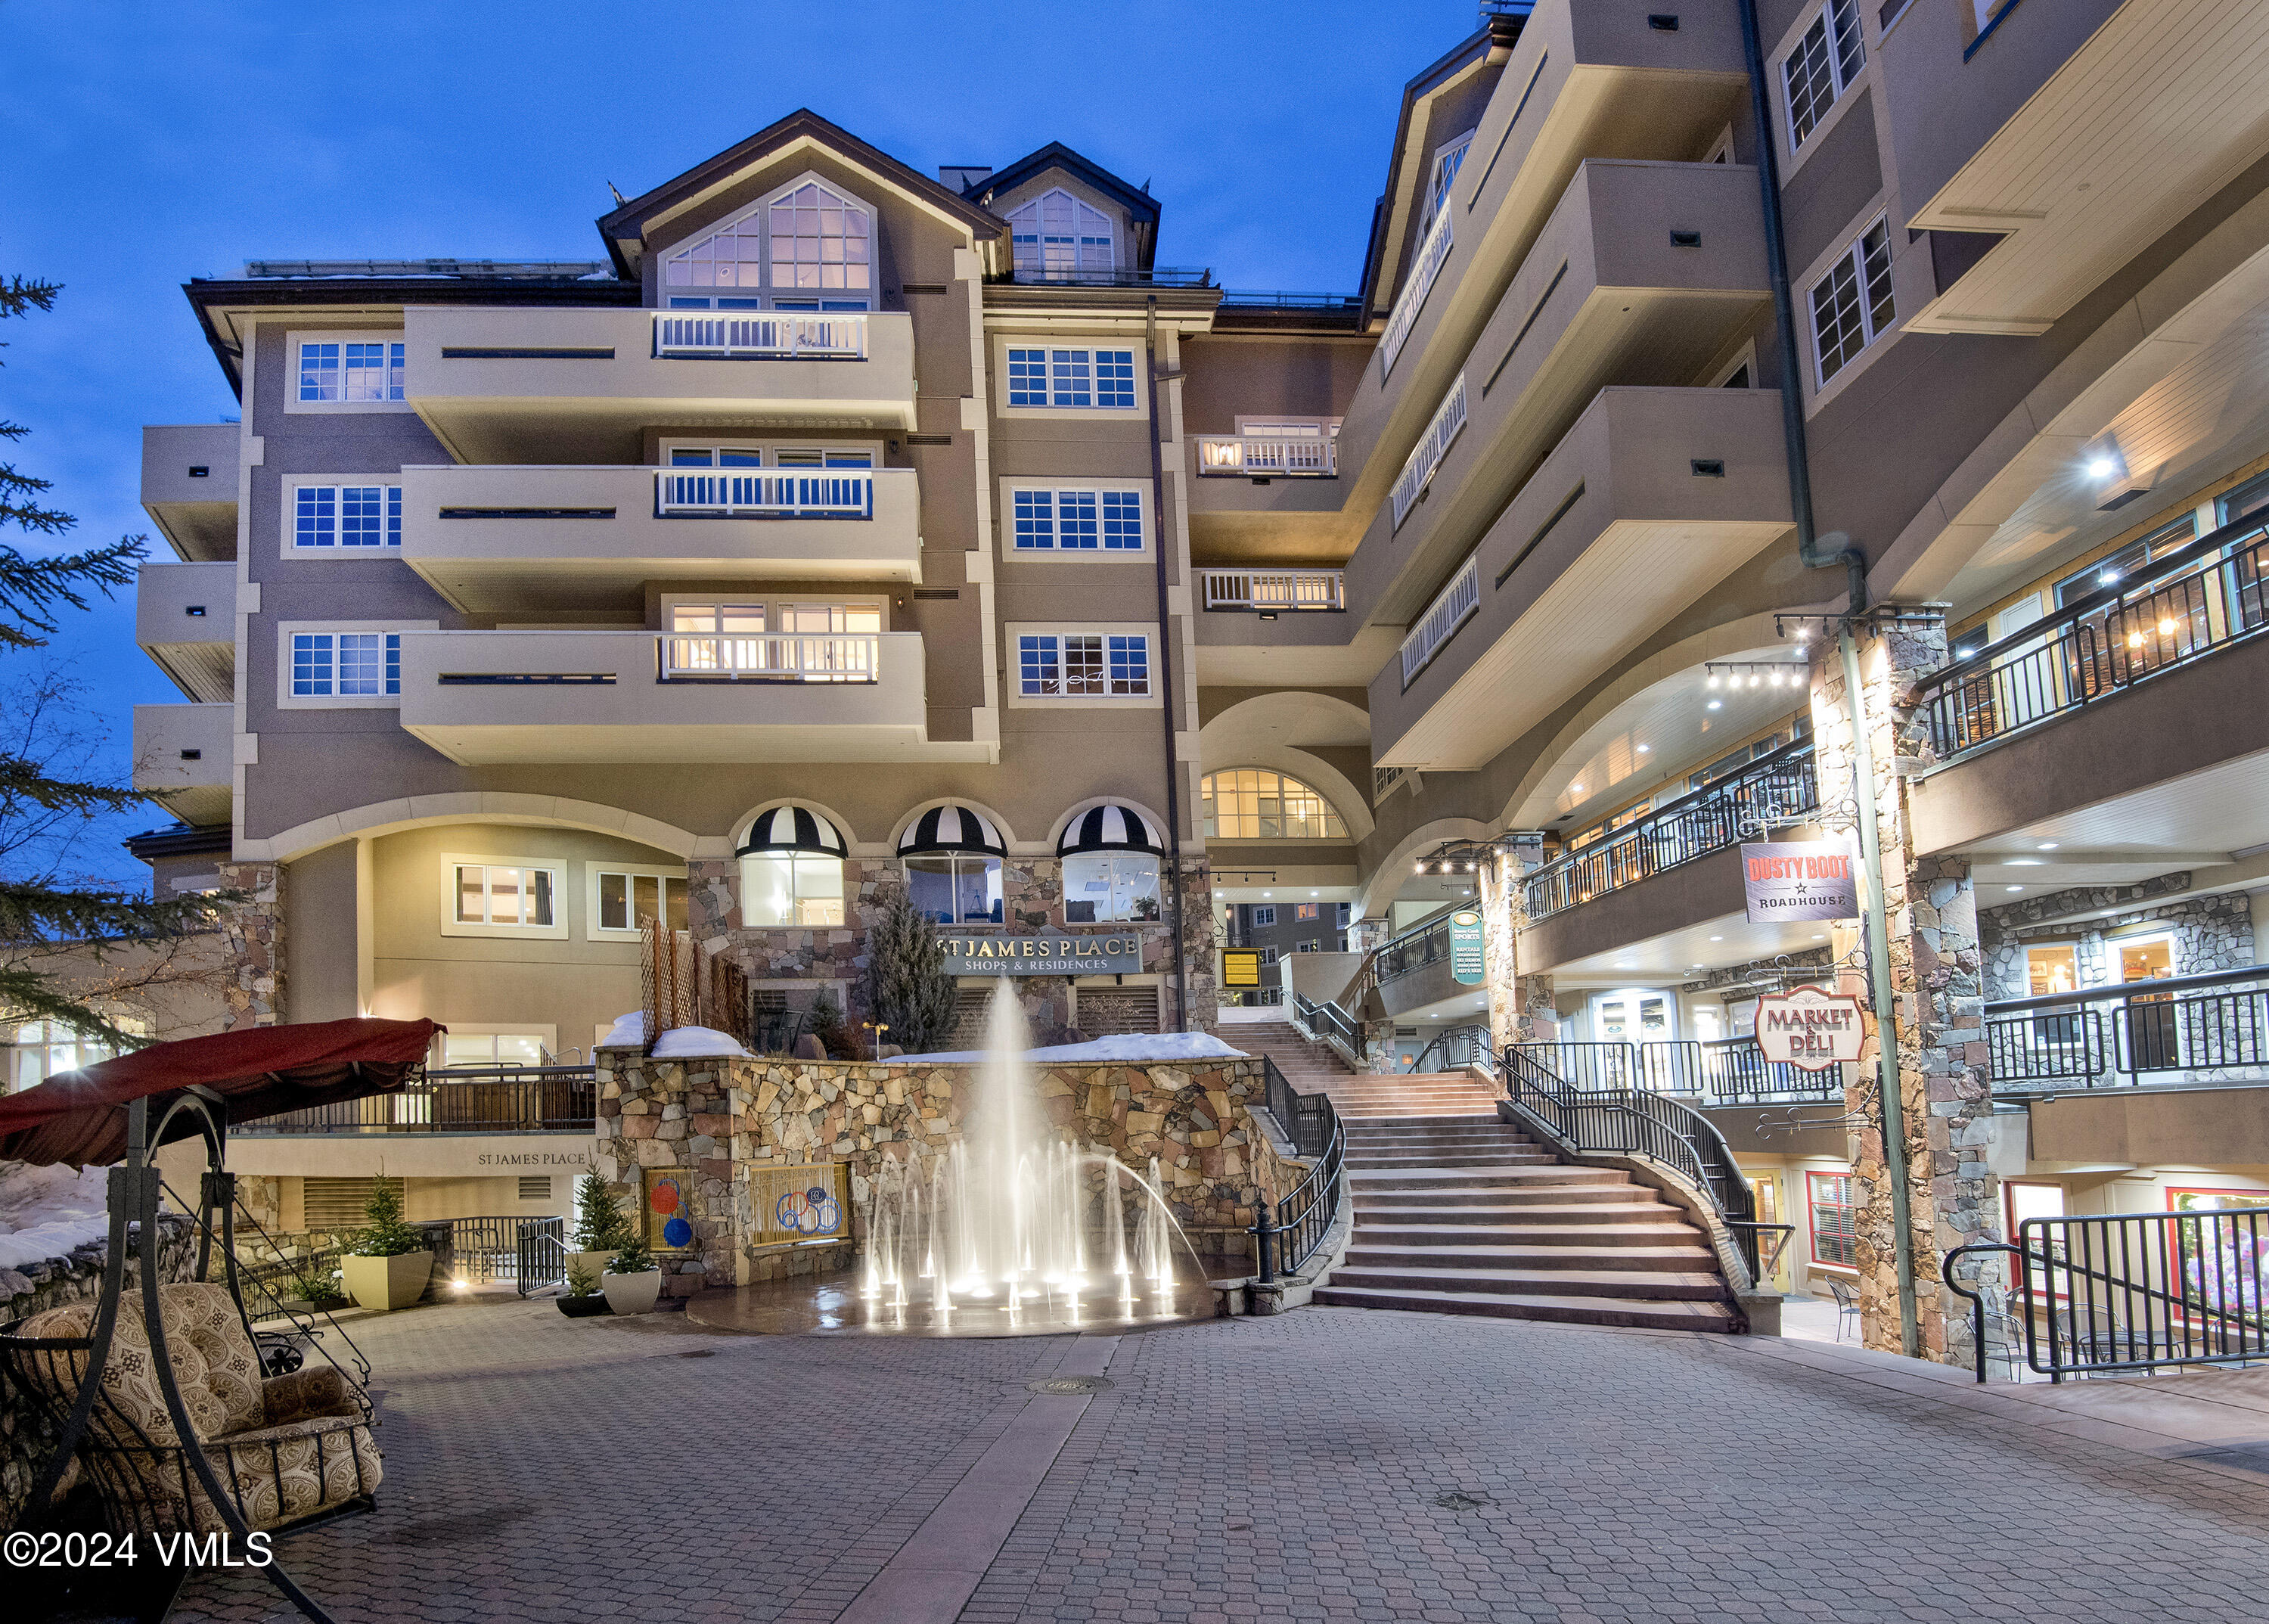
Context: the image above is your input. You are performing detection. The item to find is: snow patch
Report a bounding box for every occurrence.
[0,1161,113,1272]
[650,1026,754,1060]
[598,1011,644,1049]
[895,1032,1249,1065]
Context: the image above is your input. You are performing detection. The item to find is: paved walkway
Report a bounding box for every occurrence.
[169,1297,2269,1623]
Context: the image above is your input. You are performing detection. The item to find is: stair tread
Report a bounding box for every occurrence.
[1313,1286,1740,1327]
[1330,1265,1725,1289]
[1346,1244,1717,1263]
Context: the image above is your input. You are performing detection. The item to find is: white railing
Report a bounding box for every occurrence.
[1200,569,1346,611]
[1195,435,1338,478]
[660,634,880,682]
[651,312,868,360]
[1398,556,1479,688]
[1378,207,1454,380]
[1389,372,1469,531]
[653,470,873,518]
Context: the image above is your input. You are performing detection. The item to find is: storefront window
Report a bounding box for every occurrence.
[5,1017,147,1092]
[1808,1171,1859,1268]
[1063,852,1159,922]
[2025,943,2078,997]
[740,852,846,927]
[906,854,1003,924]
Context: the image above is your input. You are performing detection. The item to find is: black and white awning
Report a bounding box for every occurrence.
[738,805,846,856]
[1057,803,1163,856]
[897,803,1007,857]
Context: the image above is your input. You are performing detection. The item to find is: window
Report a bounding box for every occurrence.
[1810,216,1895,386]
[1008,189,1115,279]
[453,864,560,930]
[297,340,404,402]
[1005,346,1138,409]
[1251,905,1277,927]
[2053,517,2197,606]
[1419,130,1475,234]
[594,871,689,935]
[1298,939,1321,953]
[293,484,402,549]
[5,1016,145,1092]
[441,1032,550,1068]
[1062,852,1160,922]
[1200,770,1349,840]
[1782,0,1865,151]
[1808,1172,1860,1268]
[665,442,876,469]
[1008,487,1144,551]
[1017,633,1150,697]
[2025,944,2078,998]
[290,632,400,697]
[1295,904,1317,921]
[905,855,1004,924]
[740,853,846,927]
[660,176,871,308]
[2219,472,2269,528]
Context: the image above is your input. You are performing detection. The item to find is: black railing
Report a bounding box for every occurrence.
[1917,514,2269,760]
[1507,1039,1842,1105]
[1215,290,1366,312]
[1984,965,2269,1091]
[1402,1024,1495,1075]
[428,1215,568,1295]
[1001,265,1213,289]
[1293,992,1366,1065]
[1946,1204,2269,1382]
[1255,1064,1344,1280]
[1504,1046,1765,1281]
[236,1065,598,1134]
[1375,915,1452,984]
[1522,741,1820,921]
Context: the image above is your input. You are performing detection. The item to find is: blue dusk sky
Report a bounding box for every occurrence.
[2,0,1464,887]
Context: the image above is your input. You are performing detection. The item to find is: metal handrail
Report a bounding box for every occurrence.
[236,1066,597,1135]
[1252,1054,1345,1280]
[1194,436,1339,479]
[1507,1039,1842,1105]
[1398,554,1480,687]
[1402,1024,1495,1075]
[1374,914,1454,986]
[1292,991,1367,1068]
[1985,968,2269,1091]
[1379,205,1453,377]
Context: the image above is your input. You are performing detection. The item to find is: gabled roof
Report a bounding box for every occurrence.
[595,108,1006,279]
[963,141,1161,271]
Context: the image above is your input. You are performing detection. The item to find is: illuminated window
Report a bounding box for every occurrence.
[1008,189,1116,279]
[454,864,559,929]
[659,178,871,309]
[1199,770,1349,840]
[2024,944,2078,998]
[594,871,688,935]
[1808,1171,1859,1268]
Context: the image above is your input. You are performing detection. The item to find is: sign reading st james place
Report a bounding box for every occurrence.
[1740,840,1859,924]
[1753,984,1866,1070]
[942,934,1143,977]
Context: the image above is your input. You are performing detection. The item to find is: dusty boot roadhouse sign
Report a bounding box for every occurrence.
[1753,984,1866,1070]
[1740,839,1858,922]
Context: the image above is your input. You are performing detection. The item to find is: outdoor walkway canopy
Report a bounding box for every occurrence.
[0,1017,442,1166]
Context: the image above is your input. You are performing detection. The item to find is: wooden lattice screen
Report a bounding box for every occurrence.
[639,922,751,1051]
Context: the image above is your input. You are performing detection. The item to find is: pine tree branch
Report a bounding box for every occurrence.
[0,277,61,323]
[0,467,74,536]
[0,536,144,629]
[0,753,148,815]
[0,881,235,948]
[0,966,154,1051]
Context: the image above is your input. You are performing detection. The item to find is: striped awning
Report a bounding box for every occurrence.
[897,803,1007,856]
[1057,803,1163,856]
[738,805,846,856]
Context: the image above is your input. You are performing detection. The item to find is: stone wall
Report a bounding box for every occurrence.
[213,862,284,1029]
[592,1045,1284,1295]
[1981,885,2252,999]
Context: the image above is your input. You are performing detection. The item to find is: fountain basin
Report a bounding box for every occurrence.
[684,1269,1221,1337]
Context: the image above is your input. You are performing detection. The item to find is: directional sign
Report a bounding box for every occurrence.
[1449,910,1485,986]
[1221,950,1263,989]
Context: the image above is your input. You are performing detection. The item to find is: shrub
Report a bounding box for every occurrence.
[347,1178,428,1259]
[571,1169,635,1252]
[564,1262,601,1299]
[605,1233,655,1275]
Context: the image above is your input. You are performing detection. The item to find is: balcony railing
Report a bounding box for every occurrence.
[236,1067,597,1135]
[1522,741,1820,921]
[1984,965,2269,1092]
[1916,514,2269,760]
[653,469,874,519]
[1398,555,1480,688]
[1375,914,1452,986]
[1507,1040,1843,1106]
[1001,265,1212,289]
[651,312,867,360]
[1379,206,1454,379]
[661,633,880,682]
[1390,372,1470,531]
[1200,569,1345,612]
[1195,435,1338,478]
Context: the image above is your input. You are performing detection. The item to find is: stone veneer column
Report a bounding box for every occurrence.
[593,1044,742,1296]
[212,862,284,1028]
[1477,852,1554,1057]
[1174,856,1218,1034]
[1809,613,2000,1367]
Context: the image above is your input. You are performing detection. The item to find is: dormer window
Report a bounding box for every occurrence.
[1008,189,1115,281]
[1419,130,1475,234]
[660,175,872,311]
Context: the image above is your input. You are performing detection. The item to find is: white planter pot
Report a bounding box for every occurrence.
[602,1269,664,1315]
[342,1250,433,1312]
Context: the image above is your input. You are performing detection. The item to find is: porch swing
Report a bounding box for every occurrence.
[0,1017,440,1623]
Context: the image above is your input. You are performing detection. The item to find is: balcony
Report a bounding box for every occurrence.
[133,703,231,826]
[1198,569,1344,612]
[401,306,917,463]
[395,629,980,765]
[140,424,237,563]
[1195,434,1337,480]
[397,464,923,613]
[1985,967,2269,1096]
[135,561,234,702]
[235,1067,596,1135]
[1507,1039,1842,1107]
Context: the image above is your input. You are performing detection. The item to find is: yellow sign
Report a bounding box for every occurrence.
[1222,950,1262,988]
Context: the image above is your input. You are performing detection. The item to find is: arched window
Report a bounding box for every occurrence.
[737,805,848,927]
[1200,770,1348,840]
[1058,804,1161,923]
[770,179,871,294]
[660,176,871,308]
[1009,190,1115,279]
[899,804,1007,925]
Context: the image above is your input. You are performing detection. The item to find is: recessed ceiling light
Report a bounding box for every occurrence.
[2087,455,2118,478]
[2005,885,2023,892]
[1812,933,1826,940]
[1706,700,1722,711]
[2038,842,2059,851]
[1709,935,1724,942]
[2006,859,2043,867]
[1569,783,1585,795]
[1636,744,1651,754]
[1311,890,1319,896]
[1615,961,1634,970]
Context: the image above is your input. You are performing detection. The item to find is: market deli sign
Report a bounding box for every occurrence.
[942,934,1142,976]
[1754,985,1866,1070]
[1740,840,1858,924]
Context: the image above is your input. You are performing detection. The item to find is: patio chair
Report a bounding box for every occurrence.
[1826,1275,1861,1341]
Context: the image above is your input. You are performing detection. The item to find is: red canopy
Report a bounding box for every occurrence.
[0,1017,442,1167]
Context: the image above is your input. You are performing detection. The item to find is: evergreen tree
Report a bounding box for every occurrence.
[0,275,228,1042]
[349,1177,428,1258]
[570,1167,634,1251]
[870,887,956,1055]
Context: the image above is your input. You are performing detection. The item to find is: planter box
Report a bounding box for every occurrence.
[343,1250,433,1312]
[558,1294,613,1318]
[602,1269,663,1315]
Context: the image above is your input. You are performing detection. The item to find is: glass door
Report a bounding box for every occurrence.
[2115,934,2178,1073]
[1749,1174,1791,1292]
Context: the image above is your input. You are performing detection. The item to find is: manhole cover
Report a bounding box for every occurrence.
[1432,1492,1492,1511]
[1026,1375,1113,1395]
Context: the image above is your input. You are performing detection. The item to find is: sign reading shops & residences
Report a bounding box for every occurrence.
[1753,984,1866,1070]
[1449,910,1485,985]
[1740,840,1858,924]
[942,933,1143,977]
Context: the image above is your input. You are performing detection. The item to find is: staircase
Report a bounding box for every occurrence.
[1234,1020,1367,1089]
[1311,1076,1740,1332]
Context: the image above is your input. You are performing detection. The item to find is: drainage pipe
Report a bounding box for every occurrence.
[1144,297,1191,1032]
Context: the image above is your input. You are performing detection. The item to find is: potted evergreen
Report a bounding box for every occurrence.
[557,1261,612,1318]
[601,1232,664,1315]
[341,1179,433,1312]
[568,1168,632,1281]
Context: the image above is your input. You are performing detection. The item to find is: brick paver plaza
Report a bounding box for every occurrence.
[172,1298,2269,1623]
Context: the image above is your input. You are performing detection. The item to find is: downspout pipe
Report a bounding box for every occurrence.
[1144,297,1191,1032]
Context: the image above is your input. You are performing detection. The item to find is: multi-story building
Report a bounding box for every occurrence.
[125,0,2269,1355]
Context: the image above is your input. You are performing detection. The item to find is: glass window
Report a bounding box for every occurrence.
[2025,944,2078,998]
[2053,516,2198,606]
[596,871,688,934]
[2220,472,2269,528]
[740,852,846,927]
[1420,130,1475,233]
[1808,1171,1860,1268]
[290,632,401,697]
[1783,0,1864,150]
[441,1032,550,1069]
[1018,634,1149,697]
[905,854,1004,924]
[297,340,405,402]
[1811,216,1895,386]
[1199,769,1349,840]
[1009,489,1144,551]
[1251,905,1276,927]
[769,179,872,293]
[1063,852,1160,922]
[294,484,402,548]
[1008,190,1116,278]
[660,180,871,306]
[454,864,558,928]
[1004,346,1137,409]
[5,1017,144,1091]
